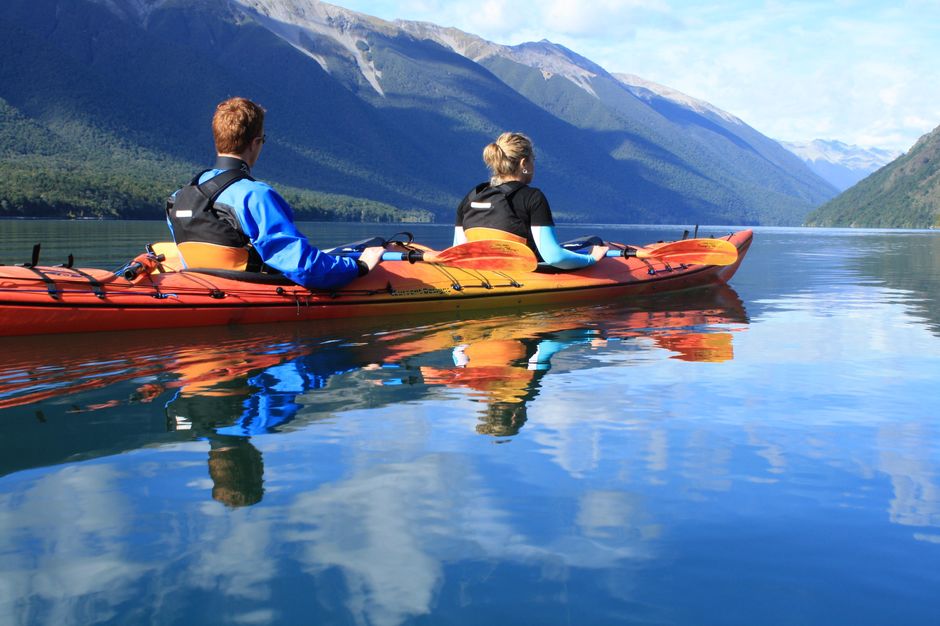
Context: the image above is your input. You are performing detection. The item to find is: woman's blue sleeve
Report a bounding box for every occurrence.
[237,186,360,290]
[531,226,597,270]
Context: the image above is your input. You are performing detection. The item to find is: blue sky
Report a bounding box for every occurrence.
[335,0,939,152]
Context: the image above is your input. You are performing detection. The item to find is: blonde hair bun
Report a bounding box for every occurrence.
[482,132,533,181]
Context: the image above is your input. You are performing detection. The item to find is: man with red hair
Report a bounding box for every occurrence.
[166,97,383,289]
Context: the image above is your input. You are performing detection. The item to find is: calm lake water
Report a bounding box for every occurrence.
[2,221,940,625]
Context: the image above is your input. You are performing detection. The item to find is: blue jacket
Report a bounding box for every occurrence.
[168,160,360,290]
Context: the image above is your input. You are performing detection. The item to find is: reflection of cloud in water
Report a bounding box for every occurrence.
[646,429,669,475]
[186,504,280,604]
[278,449,655,626]
[284,454,507,626]
[745,424,788,477]
[878,423,940,530]
[0,464,150,625]
[577,490,661,545]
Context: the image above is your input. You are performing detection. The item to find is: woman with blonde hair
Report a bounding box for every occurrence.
[454,132,606,269]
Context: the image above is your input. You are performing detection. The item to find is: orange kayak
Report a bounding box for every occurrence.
[0,230,752,336]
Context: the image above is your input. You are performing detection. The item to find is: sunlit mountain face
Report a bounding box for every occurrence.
[1,0,836,224]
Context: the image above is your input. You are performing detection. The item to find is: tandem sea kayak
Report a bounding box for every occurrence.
[0,229,752,336]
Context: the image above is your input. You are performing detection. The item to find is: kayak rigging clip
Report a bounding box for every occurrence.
[145,244,166,274]
[427,263,463,292]
[209,289,225,299]
[490,270,522,288]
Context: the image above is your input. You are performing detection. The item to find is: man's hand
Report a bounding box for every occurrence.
[358,246,385,271]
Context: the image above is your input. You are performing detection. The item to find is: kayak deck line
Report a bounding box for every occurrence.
[0,261,724,307]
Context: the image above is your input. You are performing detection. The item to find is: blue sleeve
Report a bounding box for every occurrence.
[531,225,597,270]
[236,186,360,290]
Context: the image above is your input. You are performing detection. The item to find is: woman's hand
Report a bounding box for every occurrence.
[589,245,609,262]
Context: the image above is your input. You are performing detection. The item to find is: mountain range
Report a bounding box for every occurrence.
[0,0,839,224]
[780,139,900,191]
[805,124,940,228]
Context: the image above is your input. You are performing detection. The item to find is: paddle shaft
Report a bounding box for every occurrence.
[381,250,427,264]
[337,250,437,263]
[600,238,738,266]
[345,239,538,272]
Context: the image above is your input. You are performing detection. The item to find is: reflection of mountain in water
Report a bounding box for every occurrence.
[854,233,940,335]
[726,229,940,336]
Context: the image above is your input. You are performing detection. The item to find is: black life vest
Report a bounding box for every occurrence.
[166,168,263,271]
[460,182,528,242]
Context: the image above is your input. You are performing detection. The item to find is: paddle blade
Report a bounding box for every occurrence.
[434,239,538,273]
[637,238,738,266]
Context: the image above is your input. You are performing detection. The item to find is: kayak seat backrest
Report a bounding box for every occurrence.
[464,227,526,245]
[149,241,183,272]
[177,241,250,271]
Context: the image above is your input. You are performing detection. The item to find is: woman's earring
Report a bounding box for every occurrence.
[522,168,529,174]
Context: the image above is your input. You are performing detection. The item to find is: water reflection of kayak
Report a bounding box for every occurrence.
[0,287,747,488]
[0,230,751,336]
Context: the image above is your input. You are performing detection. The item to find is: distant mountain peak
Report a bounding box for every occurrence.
[780,139,901,169]
[780,139,902,191]
[234,0,395,95]
[395,22,606,98]
[88,0,394,94]
[395,20,499,60]
[614,73,744,126]
[504,41,606,96]
[805,125,940,227]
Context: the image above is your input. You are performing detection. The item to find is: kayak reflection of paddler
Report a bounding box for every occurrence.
[420,329,605,437]
[396,299,743,436]
[652,329,734,362]
[164,350,359,507]
[166,390,265,507]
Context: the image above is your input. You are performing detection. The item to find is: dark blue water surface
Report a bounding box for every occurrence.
[1,222,939,625]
